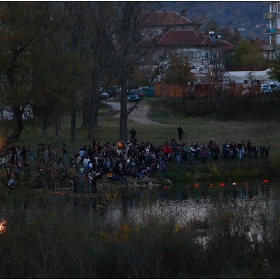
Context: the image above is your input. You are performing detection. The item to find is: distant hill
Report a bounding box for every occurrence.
[165,1,268,41]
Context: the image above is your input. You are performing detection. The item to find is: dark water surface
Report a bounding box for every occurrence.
[94,181,279,227]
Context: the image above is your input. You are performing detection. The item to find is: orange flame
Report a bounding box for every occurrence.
[0,220,6,234]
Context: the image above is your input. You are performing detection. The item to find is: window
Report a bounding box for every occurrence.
[176,49,202,60]
[270,4,277,13]
[150,30,158,38]
[277,19,280,29]
[190,51,201,60]
[277,3,280,13]
[277,35,280,44]
[153,51,158,61]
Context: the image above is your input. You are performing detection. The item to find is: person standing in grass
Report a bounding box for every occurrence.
[237,141,242,159]
[175,143,182,166]
[158,156,166,182]
[177,126,183,141]
[181,143,188,162]
[44,147,49,164]
[130,127,137,142]
[1,154,7,172]
[200,147,207,164]
[264,144,269,158]
[62,143,68,164]
[21,145,27,162]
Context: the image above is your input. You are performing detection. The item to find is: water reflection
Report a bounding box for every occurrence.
[97,182,272,226]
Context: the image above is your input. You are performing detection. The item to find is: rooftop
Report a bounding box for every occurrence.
[140,11,198,26]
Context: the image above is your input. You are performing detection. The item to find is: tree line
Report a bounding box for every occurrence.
[0,1,276,155]
[0,1,173,152]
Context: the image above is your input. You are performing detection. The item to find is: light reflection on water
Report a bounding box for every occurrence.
[99,183,277,227]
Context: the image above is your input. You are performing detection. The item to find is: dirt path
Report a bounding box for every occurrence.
[106,101,164,125]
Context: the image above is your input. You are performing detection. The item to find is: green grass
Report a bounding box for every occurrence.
[7,97,280,159]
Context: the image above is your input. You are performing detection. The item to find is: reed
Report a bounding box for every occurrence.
[0,188,280,278]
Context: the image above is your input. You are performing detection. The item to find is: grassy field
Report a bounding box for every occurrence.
[9,97,280,158]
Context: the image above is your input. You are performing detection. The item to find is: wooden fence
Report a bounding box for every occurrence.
[154,83,261,98]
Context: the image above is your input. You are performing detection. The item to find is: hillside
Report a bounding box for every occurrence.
[200,1,266,40]
[168,1,268,41]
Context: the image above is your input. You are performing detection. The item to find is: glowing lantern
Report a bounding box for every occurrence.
[263,179,269,184]
[164,185,168,190]
[219,183,225,187]
[244,182,249,187]
[232,182,238,186]
[209,183,214,187]
[194,183,199,188]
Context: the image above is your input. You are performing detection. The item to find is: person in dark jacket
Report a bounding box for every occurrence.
[130,127,137,142]
[21,145,27,162]
[177,126,183,141]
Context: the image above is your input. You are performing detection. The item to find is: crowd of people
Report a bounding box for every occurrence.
[0,126,270,193]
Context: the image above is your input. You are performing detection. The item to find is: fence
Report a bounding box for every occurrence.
[154,82,261,98]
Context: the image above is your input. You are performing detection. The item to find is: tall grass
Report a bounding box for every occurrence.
[0,188,280,278]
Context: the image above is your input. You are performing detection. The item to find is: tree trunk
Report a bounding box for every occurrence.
[58,111,61,132]
[119,86,128,140]
[87,91,95,139]
[55,119,59,138]
[94,100,99,127]
[42,116,48,138]
[70,108,76,142]
[81,100,88,129]
[54,110,61,138]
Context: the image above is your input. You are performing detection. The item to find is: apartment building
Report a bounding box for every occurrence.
[263,1,280,58]
[138,11,234,77]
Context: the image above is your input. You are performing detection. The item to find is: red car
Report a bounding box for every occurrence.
[131,89,144,98]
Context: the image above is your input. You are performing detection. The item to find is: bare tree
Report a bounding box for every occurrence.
[110,2,165,139]
[0,2,66,152]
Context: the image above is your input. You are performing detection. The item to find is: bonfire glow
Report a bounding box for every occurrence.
[0,220,6,234]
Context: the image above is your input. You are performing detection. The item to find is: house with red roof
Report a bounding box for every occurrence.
[140,11,201,40]
[137,11,234,81]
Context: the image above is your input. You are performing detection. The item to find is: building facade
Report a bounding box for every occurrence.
[137,11,234,83]
[263,1,280,58]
